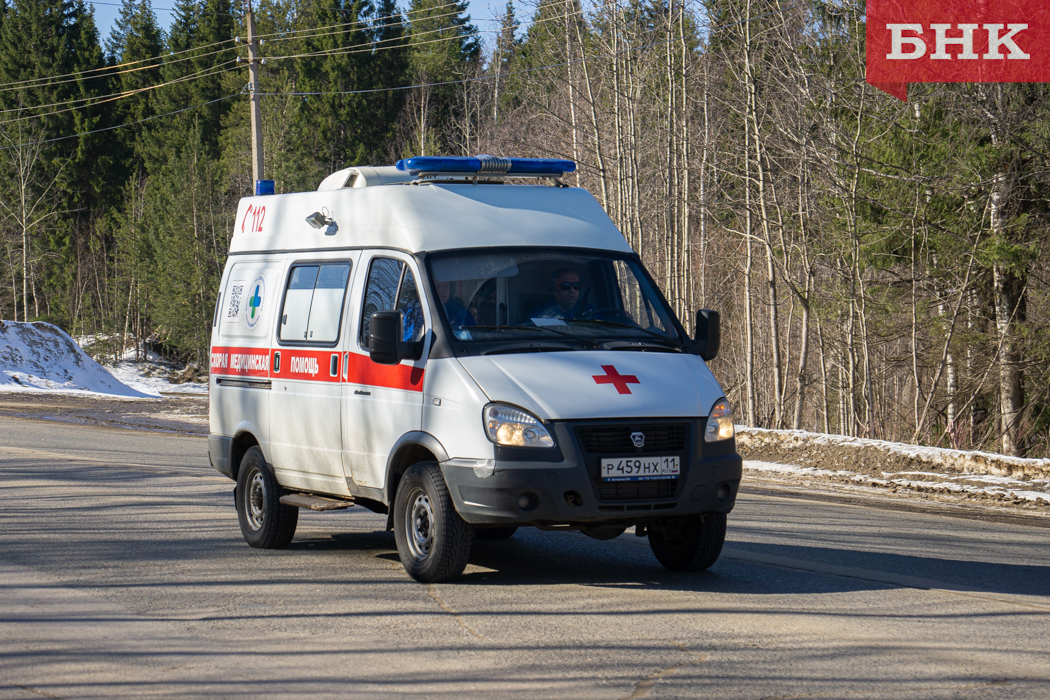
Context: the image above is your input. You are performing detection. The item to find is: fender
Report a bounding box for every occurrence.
[232,421,269,457]
[383,431,450,504]
[226,423,270,481]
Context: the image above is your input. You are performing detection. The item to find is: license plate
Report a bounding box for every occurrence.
[600,456,680,482]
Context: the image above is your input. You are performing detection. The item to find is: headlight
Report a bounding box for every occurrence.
[704,398,735,442]
[484,404,555,448]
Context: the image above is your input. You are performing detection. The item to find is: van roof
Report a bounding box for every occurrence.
[229,166,632,255]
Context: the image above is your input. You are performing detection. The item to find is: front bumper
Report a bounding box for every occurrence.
[441,419,742,526]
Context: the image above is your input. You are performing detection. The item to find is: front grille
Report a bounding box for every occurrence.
[573,422,691,502]
[595,480,679,501]
[575,424,688,453]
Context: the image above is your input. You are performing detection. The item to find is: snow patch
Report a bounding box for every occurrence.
[0,321,158,399]
[105,360,208,396]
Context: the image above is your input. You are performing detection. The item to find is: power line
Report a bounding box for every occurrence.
[90,0,482,18]
[3,0,803,149]
[0,92,239,151]
[0,39,237,94]
[0,61,239,127]
[0,0,559,118]
[89,0,235,16]
[255,0,495,42]
[0,59,238,116]
[5,0,501,94]
[258,0,809,98]
[264,0,581,64]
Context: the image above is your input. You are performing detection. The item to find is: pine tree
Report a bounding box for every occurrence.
[0,0,110,327]
[105,0,163,181]
[491,0,520,121]
[401,0,479,154]
[357,0,408,161]
[145,0,235,168]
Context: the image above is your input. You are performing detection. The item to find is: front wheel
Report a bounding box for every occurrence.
[393,462,473,583]
[648,513,726,571]
[235,446,298,549]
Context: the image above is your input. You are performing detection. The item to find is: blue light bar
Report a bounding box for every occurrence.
[395,155,576,177]
[255,179,275,196]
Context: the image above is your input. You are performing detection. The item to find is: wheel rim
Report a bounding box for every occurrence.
[405,489,434,562]
[246,468,266,531]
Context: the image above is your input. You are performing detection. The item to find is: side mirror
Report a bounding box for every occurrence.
[694,309,720,361]
[369,311,403,365]
[369,311,424,365]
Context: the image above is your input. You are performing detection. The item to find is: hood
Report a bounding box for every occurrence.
[456,351,725,421]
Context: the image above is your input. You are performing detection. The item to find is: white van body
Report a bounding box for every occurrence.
[209,160,741,582]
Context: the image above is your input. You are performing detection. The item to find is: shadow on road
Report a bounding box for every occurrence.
[300,527,1050,600]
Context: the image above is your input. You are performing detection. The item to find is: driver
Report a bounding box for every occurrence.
[436,280,475,329]
[531,268,592,320]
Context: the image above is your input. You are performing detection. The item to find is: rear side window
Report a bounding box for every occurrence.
[360,257,426,347]
[278,262,351,344]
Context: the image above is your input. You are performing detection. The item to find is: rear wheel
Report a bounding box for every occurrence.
[393,462,472,582]
[648,513,726,571]
[235,446,298,549]
[475,526,518,540]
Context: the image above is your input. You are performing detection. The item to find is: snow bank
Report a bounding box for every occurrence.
[745,459,1050,504]
[737,426,1050,481]
[75,335,208,396]
[0,321,159,398]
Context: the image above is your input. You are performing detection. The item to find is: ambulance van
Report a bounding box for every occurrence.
[209,156,741,583]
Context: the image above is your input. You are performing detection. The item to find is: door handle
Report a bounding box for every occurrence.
[354,389,371,396]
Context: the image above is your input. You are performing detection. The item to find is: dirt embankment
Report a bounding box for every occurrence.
[738,428,1050,481]
[737,427,1050,512]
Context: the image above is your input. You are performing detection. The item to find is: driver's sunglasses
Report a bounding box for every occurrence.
[559,282,581,290]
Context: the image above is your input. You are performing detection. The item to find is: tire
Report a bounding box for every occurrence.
[393,461,472,582]
[235,446,298,549]
[648,513,726,572]
[475,526,518,540]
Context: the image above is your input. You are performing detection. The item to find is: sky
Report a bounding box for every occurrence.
[87,0,510,53]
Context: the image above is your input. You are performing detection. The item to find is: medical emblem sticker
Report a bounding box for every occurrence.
[244,274,266,330]
[592,365,640,395]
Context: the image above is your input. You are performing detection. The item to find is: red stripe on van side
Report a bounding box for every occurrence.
[209,345,424,391]
[271,349,341,383]
[210,346,270,378]
[346,352,425,392]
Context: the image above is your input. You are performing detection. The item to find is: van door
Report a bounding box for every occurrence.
[269,256,357,496]
[342,253,428,494]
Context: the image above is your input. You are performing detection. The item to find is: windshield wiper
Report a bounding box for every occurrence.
[463,325,598,348]
[571,318,683,347]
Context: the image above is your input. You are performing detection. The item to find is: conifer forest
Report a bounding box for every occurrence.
[1,0,1049,457]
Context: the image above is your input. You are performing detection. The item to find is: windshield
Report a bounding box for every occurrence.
[427,249,687,353]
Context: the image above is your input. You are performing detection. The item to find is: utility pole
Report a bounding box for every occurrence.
[245,0,264,185]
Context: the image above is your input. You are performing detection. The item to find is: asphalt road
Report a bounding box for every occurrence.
[1,416,1048,699]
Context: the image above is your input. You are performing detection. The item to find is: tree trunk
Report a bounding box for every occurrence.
[994,264,1026,456]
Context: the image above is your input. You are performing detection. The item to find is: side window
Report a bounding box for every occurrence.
[397,269,425,343]
[310,264,352,342]
[280,266,318,341]
[360,258,427,347]
[360,258,404,348]
[278,262,351,344]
